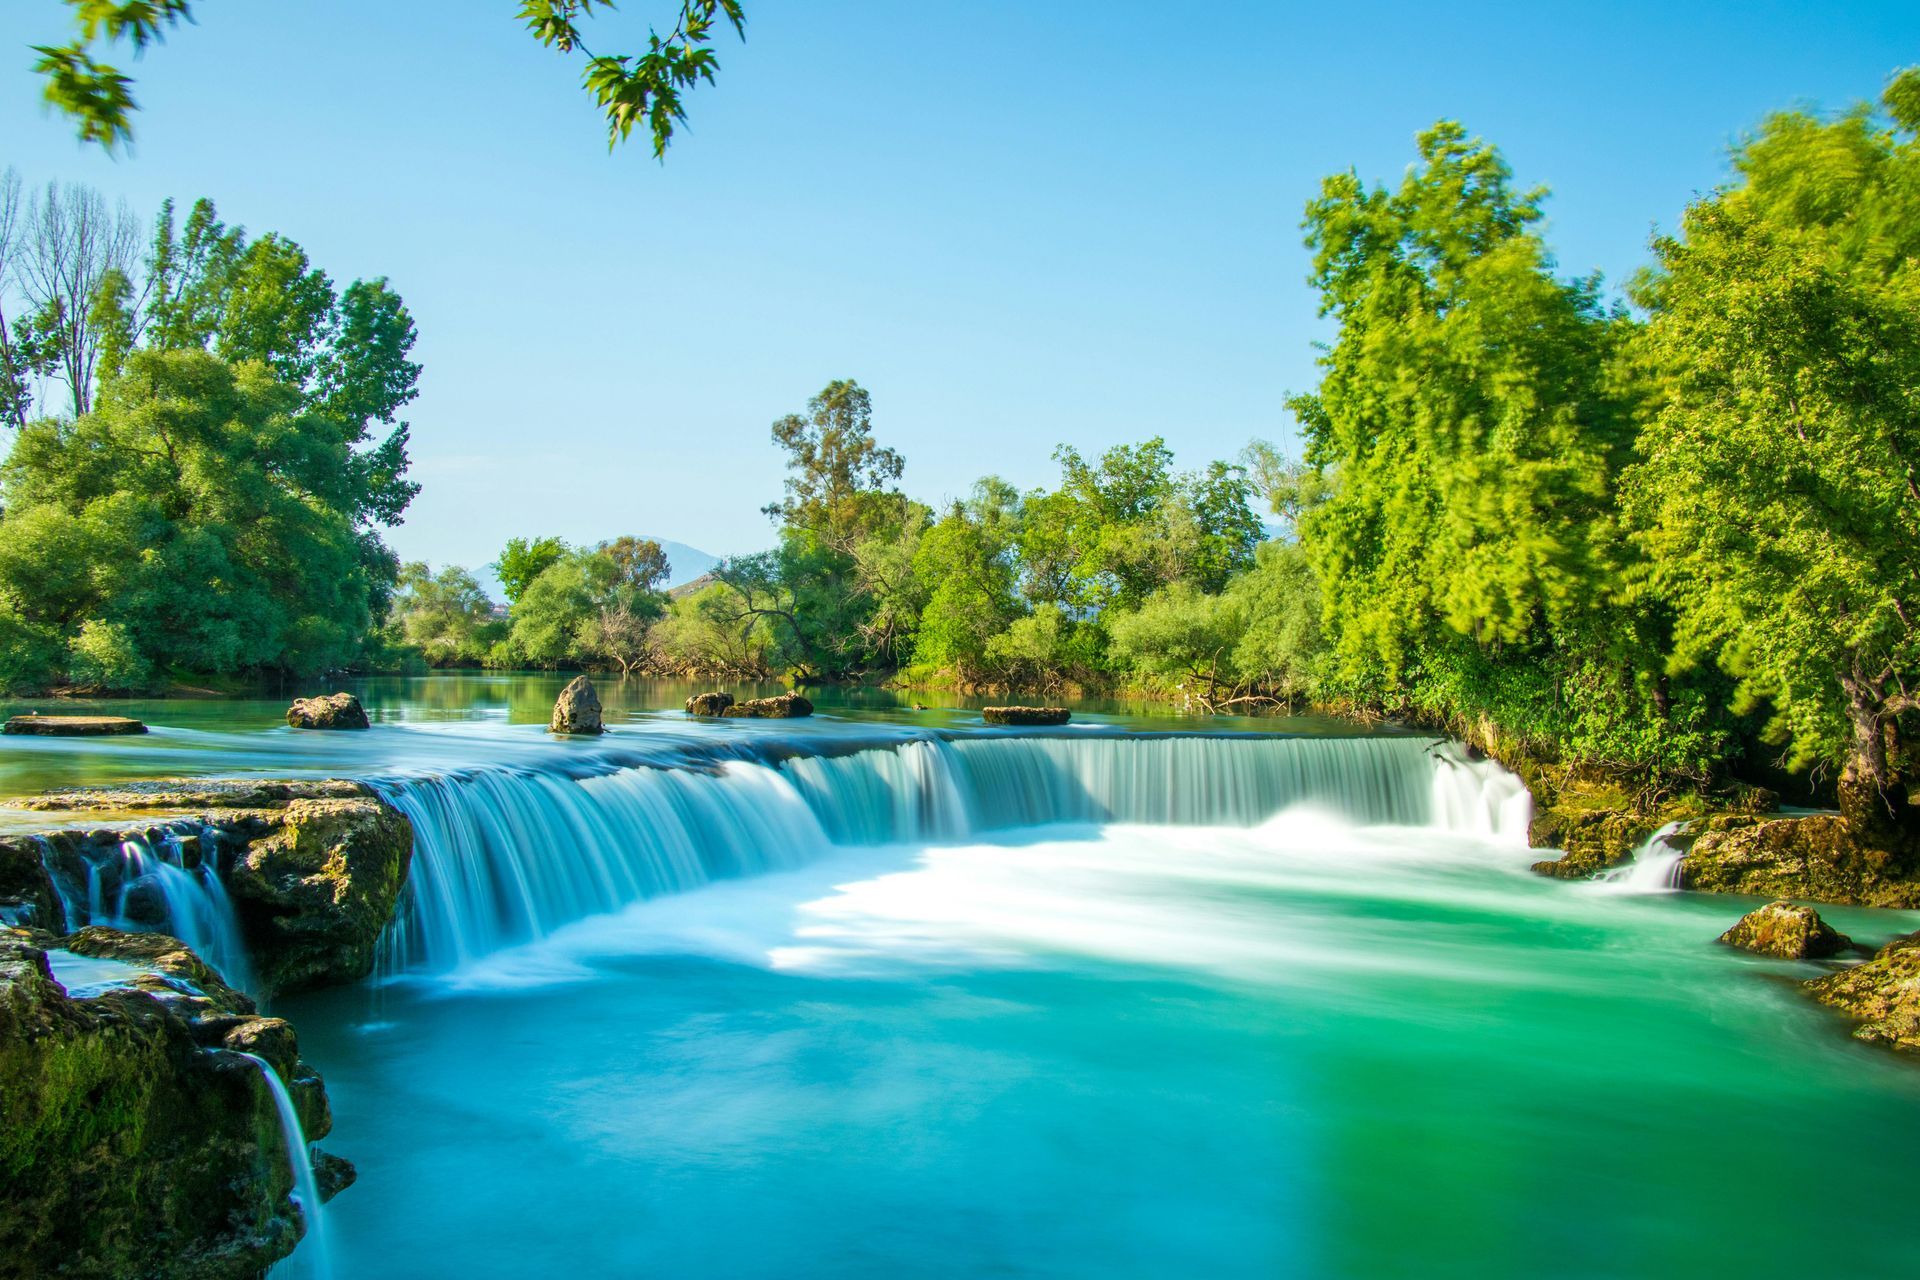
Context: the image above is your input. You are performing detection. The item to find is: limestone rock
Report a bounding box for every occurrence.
[1682,814,1920,908]
[982,706,1071,726]
[1717,900,1852,959]
[285,691,370,730]
[550,675,605,735]
[221,795,414,995]
[720,692,814,719]
[0,926,347,1278]
[685,691,735,716]
[1805,932,1920,1054]
[3,713,147,736]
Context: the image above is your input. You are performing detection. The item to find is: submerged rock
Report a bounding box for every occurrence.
[1804,932,1920,1054]
[5,780,413,996]
[550,675,605,735]
[0,926,348,1278]
[1681,814,1920,909]
[3,713,148,736]
[685,690,735,717]
[1718,901,1852,959]
[720,692,814,719]
[286,691,370,730]
[982,706,1071,726]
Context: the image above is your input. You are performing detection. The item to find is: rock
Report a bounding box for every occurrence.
[0,926,347,1278]
[1681,814,1920,908]
[982,706,1071,726]
[285,692,370,730]
[221,796,414,995]
[685,691,735,717]
[1804,932,1920,1054]
[313,1147,358,1202]
[3,714,147,736]
[550,675,604,735]
[720,693,814,719]
[1717,900,1852,959]
[8,780,413,997]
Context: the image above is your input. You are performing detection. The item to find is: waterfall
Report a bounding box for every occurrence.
[1592,821,1690,894]
[375,733,1532,974]
[234,1051,332,1280]
[36,826,253,991]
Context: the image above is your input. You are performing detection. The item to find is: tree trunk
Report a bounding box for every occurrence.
[1838,668,1918,849]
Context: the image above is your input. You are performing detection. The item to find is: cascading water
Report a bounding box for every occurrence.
[374,733,1531,974]
[36,826,253,990]
[233,1051,332,1280]
[1592,821,1691,894]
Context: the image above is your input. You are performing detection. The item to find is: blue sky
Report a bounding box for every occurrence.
[3,1,1916,574]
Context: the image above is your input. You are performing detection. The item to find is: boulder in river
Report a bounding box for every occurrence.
[0,925,348,1278]
[285,691,370,730]
[685,691,735,716]
[982,706,1071,726]
[720,692,814,719]
[1804,932,1920,1054]
[3,713,147,736]
[550,675,605,735]
[1717,900,1852,959]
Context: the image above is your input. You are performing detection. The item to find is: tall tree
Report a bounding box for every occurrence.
[764,379,905,549]
[1626,68,1920,836]
[18,180,140,416]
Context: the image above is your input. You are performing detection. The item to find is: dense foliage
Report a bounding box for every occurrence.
[0,184,418,691]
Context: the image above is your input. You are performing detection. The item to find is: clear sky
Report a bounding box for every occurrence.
[3,1,1916,574]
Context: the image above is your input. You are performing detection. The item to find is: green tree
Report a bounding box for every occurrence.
[387,562,502,666]
[495,537,569,605]
[33,0,748,156]
[910,501,1020,683]
[1625,68,1920,835]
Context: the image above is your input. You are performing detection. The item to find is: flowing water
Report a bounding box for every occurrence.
[234,1051,332,1280]
[7,675,1919,1278]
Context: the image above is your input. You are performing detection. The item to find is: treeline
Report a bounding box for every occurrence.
[0,172,419,692]
[384,379,1312,710]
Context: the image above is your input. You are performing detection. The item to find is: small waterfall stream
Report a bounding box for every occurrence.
[1592,821,1690,894]
[374,733,1532,975]
[233,1051,332,1280]
[36,826,253,990]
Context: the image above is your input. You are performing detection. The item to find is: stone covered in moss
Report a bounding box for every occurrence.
[3,714,147,736]
[0,926,347,1278]
[1682,815,1920,908]
[550,675,605,735]
[1804,932,1920,1054]
[721,692,815,719]
[1717,901,1852,959]
[221,795,413,994]
[685,691,735,716]
[286,691,370,730]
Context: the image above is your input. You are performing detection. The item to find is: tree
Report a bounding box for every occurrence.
[387,562,502,666]
[17,180,141,417]
[910,501,1020,682]
[495,537,569,605]
[597,535,672,592]
[33,0,748,157]
[765,379,906,549]
[1240,439,1330,539]
[508,551,613,667]
[1625,68,1920,836]
[0,349,398,685]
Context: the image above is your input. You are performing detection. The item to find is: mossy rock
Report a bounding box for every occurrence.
[982,706,1071,726]
[685,691,735,716]
[0,927,345,1278]
[1718,901,1852,959]
[720,693,814,719]
[1804,933,1920,1054]
[1682,815,1920,908]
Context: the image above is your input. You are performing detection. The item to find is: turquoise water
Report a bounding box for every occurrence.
[9,675,1919,1278]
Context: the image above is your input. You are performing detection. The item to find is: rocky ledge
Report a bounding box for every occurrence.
[1805,932,1920,1054]
[983,706,1071,726]
[1,779,412,997]
[1681,814,1920,908]
[3,714,148,736]
[0,925,348,1279]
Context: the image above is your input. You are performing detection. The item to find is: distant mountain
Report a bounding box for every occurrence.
[649,539,722,588]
